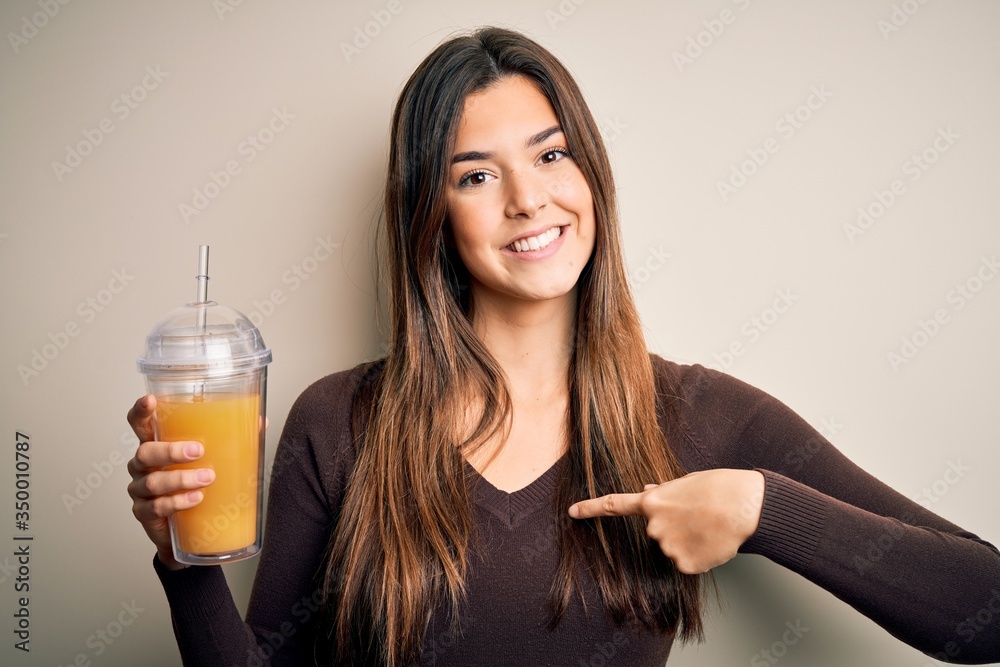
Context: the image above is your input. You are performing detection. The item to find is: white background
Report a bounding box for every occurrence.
[1,1,998,665]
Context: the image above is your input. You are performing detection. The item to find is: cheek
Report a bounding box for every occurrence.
[446,202,477,247]
[447,207,492,268]
[559,169,593,212]
[567,176,596,234]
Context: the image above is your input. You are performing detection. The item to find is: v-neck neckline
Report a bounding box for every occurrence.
[464,453,567,528]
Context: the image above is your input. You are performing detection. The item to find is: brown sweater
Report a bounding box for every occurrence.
[152,356,1000,665]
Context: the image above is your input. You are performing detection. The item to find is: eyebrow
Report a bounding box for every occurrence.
[451,125,563,165]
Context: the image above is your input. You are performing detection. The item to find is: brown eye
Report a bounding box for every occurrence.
[539,148,569,165]
[458,169,493,188]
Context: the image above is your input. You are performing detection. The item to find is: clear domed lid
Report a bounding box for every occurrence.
[136,245,271,378]
[136,300,271,378]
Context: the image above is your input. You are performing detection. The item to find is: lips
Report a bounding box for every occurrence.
[505,226,564,252]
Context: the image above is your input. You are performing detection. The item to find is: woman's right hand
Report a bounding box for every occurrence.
[126,395,215,571]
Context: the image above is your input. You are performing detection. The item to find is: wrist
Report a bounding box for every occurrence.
[736,469,766,541]
[156,548,189,572]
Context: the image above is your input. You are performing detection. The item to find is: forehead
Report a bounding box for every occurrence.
[454,77,559,147]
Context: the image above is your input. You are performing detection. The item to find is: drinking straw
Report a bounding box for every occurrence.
[195,245,209,398]
[196,245,210,302]
[196,245,210,324]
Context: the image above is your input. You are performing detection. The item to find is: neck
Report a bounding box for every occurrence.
[470,289,576,399]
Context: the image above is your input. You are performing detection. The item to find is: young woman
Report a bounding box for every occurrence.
[126,27,1000,666]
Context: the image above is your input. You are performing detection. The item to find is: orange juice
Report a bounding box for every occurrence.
[156,392,260,555]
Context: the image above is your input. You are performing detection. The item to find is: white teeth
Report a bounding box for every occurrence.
[508,226,561,253]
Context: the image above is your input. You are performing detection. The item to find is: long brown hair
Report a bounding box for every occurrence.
[322,27,703,665]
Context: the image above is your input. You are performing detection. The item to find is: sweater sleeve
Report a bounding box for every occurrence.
[153,368,359,666]
[670,362,1000,664]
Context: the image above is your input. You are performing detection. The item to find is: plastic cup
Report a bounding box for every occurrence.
[137,296,271,566]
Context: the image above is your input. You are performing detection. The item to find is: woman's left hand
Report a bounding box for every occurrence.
[568,469,765,574]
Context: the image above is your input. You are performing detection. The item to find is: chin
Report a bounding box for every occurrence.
[519,282,579,303]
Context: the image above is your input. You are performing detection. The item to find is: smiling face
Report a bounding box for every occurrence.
[445,76,596,315]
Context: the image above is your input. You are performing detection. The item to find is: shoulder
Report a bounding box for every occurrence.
[273,358,385,507]
[647,353,789,470]
[648,352,768,415]
[286,358,384,430]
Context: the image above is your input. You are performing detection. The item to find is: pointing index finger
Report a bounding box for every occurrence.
[569,492,644,519]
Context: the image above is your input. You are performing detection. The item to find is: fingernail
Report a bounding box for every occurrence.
[196,469,214,484]
[187,491,203,503]
[568,504,579,518]
[184,443,202,458]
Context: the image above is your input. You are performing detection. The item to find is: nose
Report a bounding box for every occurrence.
[503,169,549,219]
